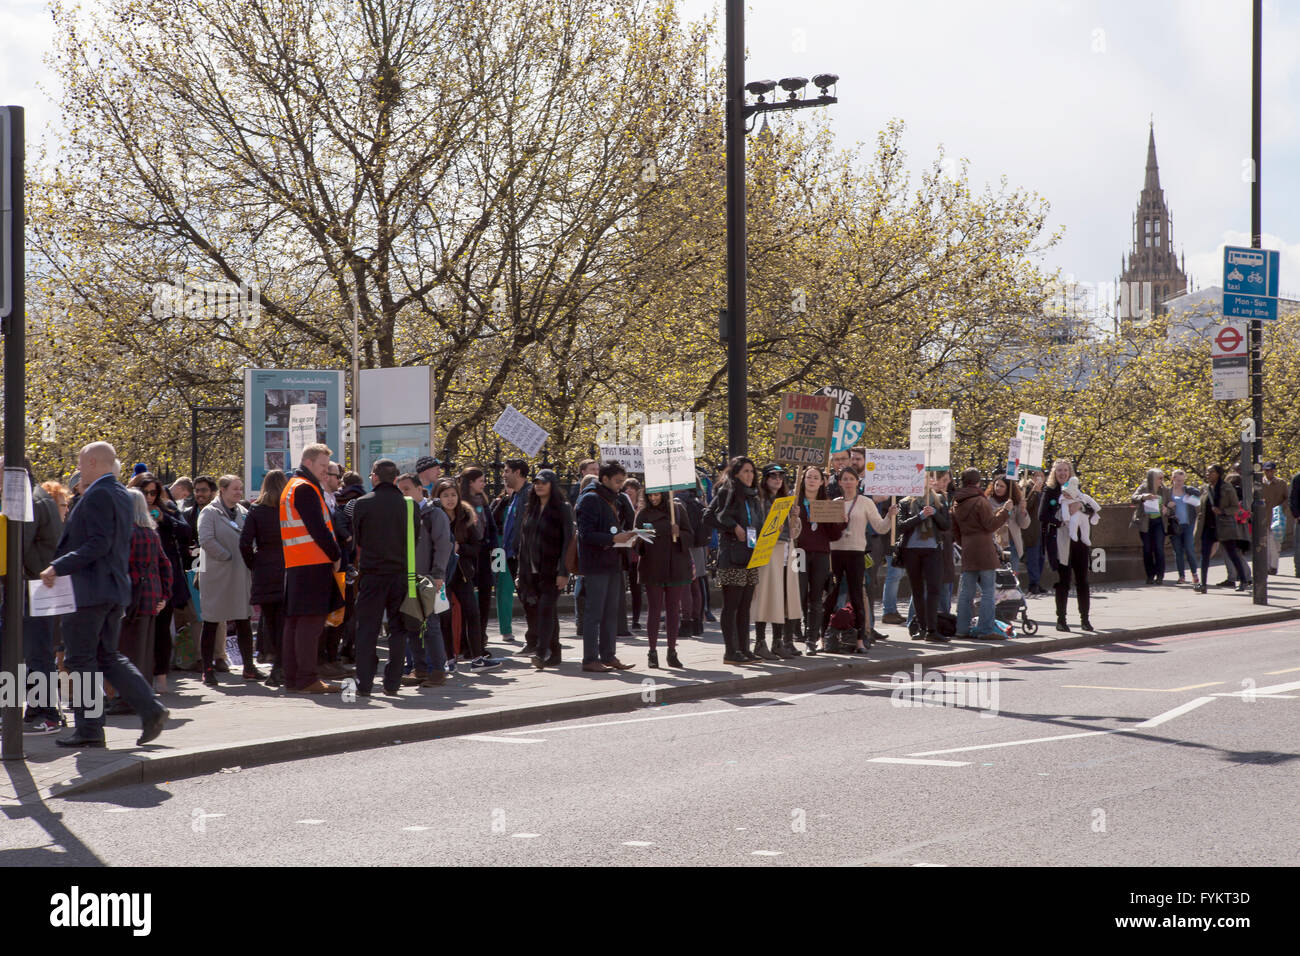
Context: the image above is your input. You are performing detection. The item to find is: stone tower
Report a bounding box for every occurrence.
[1117,123,1187,325]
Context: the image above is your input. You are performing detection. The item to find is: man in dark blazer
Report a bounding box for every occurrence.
[39,442,169,748]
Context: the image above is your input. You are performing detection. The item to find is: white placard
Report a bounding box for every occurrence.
[1015,412,1048,471]
[1142,498,1161,515]
[909,409,953,470]
[599,443,644,473]
[3,467,34,522]
[288,403,318,469]
[641,419,696,493]
[1006,438,1023,478]
[858,449,927,497]
[29,576,77,617]
[492,405,549,457]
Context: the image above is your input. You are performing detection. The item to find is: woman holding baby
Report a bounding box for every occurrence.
[1040,458,1097,633]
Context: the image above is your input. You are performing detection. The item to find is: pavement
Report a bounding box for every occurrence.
[5,619,1296,866]
[3,571,1298,803]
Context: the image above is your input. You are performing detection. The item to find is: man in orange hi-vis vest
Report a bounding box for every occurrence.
[280,443,344,693]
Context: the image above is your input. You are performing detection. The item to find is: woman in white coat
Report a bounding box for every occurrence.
[197,474,260,686]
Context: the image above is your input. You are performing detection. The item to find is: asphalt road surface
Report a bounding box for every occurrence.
[3,621,1297,867]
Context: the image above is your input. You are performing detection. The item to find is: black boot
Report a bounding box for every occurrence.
[753,623,779,661]
[722,623,745,664]
[770,624,795,659]
[667,646,683,668]
[782,619,803,657]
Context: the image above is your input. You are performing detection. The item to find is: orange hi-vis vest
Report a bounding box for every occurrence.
[280,476,335,568]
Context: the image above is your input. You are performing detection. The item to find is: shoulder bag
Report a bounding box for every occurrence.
[401,497,444,623]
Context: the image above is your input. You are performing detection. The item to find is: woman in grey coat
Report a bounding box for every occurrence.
[197,474,260,685]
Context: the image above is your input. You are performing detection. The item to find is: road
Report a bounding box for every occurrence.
[2,620,1297,867]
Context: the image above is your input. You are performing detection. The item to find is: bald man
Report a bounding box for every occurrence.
[41,442,169,748]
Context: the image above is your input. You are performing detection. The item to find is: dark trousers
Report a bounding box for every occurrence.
[120,614,157,681]
[824,550,866,641]
[354,571,418,693]
[798,551,831,641]
[524,577,561,659]
[581,570,621,663]
[257,601,285,663]
[628,564,642,624]
[320,579,355,662]
[645,583,688,649]
[720,583,755,654]
[19,612,57,719]
[153,605,175,677]
[202,619,253,671]
[1140,524,1167,580]
[62,602,161,737]
[1202,530,1248,582]
[679,575,704,621]
[283,614,326,689]
[901,546,942,635]
[438,575,482,659]
[1054,538,1091,620]
[506,558,535,645]
[476,564,494,644]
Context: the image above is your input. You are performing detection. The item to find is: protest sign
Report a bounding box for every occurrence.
[815,386,867,454]
[493,405,549,457]
[1016,412,1048,471]
[909,408,953,471]
[775,393,834,467]
[642,419,695,493]
[808,499,846,523]
[1006,438,1022,478]
[858,449,927,497]
[599,443,644,473]
[3,467,34,522]
[288,404,318,468]
[747,496,796,569]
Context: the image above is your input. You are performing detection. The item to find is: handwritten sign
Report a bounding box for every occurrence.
[747,495,796,569]
[493,405,549,457]
[830,418,865,453]
[808,499,846,523]
[599,443,644,473]
[858,449,927,497]
[642,419,696,493]
[775,393,833,467]
[909,408,953,471]
[288,404,318,469]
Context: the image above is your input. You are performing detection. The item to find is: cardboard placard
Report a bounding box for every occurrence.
[775,393,834,467]
[858,449,927,497]
[493,405,549,457]
[599,443,644,473]
[808,499,846,523]
[909,408,953,471]
[641,419,696,493]
[747,496,796,569]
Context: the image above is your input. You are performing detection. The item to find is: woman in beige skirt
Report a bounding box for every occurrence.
[750,464,802,660]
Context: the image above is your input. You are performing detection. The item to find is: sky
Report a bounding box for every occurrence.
[4,0,1299,307]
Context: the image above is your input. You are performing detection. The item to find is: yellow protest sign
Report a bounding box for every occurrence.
[746,496,795,569]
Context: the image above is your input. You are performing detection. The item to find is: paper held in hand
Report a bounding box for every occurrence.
[29,576,77,617]
[614,527,656,548]
[3,467,35,522]
[858,449,927,497]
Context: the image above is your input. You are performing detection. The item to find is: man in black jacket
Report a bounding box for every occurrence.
[351,458,424,696]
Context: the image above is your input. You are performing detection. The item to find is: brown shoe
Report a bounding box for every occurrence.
[419,673,447,688]
[318,661,346,678]
[297,679,342,694]
[881,613,906,625]
[582,661,612,673]
[604,657,634,670]
[401,673,423,686]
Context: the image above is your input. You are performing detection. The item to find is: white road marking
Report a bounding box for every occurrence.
[913,862,947,867]
[511,833,540,839]
[756,684,851,706]
[752,850,783,856]
[910,730,1113,757]
[505,709,731,735]
[461,735,545,744]
[1264,666,1300,675]
[1135,696,1217,729]
[296,819,325,825]
[869,757,971,767]
[403,826,431,831]
[622,841,655,847]
[1215,680,1300,697]
[103,808,135,813]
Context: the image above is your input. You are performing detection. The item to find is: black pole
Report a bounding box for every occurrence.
[1250,0,1266,606]
[725,0,747,458]
[2,105,25,760]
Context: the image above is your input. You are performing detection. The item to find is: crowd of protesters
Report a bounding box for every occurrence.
[3,439,1297,751]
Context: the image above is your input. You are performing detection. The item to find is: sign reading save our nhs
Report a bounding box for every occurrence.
[1223,246,1280,320]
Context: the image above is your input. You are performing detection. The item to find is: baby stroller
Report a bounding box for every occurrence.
[993,549,1037,636]
[820,601,861,654]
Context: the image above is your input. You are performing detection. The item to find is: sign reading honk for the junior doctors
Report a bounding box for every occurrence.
[858,449,927,496]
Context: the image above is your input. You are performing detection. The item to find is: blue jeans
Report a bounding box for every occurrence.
[580,570,621,664]
[413,609,447,673]
[882,558,904,615]
[61,601,163,738]
[1023,543,1044,589]
[1140,523,1167,580]
[1170,523,1198,577]
[956,569,997,637]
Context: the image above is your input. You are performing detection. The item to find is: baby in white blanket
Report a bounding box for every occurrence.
[1056,477,1101,562]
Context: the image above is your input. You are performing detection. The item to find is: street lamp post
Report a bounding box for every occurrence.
[724,0,837,458]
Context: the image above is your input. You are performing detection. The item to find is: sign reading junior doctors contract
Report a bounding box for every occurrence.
[774,393,833,467]
[641,419,696,493]
[858,449,927,497]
